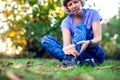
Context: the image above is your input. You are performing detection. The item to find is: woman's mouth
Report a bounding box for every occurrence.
[73,9,79,13]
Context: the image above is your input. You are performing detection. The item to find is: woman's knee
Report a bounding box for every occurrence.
[40,35,51,45]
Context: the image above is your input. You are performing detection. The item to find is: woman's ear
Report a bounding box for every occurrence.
[65,6,70,12]
[62,6,70,13]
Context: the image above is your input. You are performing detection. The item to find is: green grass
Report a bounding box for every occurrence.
[0,58,120,80]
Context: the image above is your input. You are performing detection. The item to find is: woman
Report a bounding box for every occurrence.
[41,0,105,68]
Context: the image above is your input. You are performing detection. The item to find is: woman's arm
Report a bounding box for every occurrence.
[62,28,71,46]
[91,20,102,46]
[77,20,102,54]
[62,28,79,56]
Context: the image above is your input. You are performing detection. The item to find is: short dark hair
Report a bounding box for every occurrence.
[62,0,84,7]
[63,0,69,7]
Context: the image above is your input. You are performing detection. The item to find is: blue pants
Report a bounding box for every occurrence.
[41,24,105,64]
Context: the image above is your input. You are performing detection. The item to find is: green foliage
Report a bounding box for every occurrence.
[101,15,120,59]
[28,0,38,6]
[24,0,66,57]
[1,0,66,57]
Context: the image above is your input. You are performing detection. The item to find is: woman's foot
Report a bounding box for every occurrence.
[58,55,77,70]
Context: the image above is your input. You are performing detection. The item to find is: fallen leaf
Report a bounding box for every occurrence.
[6,62,13,66]
[12,64,25,69]
[0,61,4,65]
[57,64,74,70]
[67,75,95,80]
[26,61,33,67]
[0,67,6,72]
[6,71,26,80]
[96,65,113,70]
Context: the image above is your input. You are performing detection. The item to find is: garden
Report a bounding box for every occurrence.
[0,0,120,80]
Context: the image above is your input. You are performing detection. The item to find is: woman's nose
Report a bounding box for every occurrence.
[72,4,76,8]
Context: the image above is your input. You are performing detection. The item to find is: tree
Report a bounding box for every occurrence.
[0,0,66,57]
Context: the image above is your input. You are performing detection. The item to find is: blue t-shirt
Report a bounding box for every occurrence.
[60,8,102,39]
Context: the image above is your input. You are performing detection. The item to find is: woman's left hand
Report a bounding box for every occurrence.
[77,40,90,54]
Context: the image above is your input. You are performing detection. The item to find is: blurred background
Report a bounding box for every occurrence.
[0,0,120,60]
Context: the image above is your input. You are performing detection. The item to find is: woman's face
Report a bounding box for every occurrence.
[66,0,82,15]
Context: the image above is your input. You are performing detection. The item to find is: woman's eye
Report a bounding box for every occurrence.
[74,0,79,3]
[67,3,72,7]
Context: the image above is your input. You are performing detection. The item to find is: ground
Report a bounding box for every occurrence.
[0,58,120,80]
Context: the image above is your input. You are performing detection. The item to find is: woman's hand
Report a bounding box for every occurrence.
[77,40,90,54]
[62,44,79,57]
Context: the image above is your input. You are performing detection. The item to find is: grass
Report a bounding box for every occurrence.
[0,58,120,80]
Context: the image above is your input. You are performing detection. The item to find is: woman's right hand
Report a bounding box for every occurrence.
[62,44,79,57]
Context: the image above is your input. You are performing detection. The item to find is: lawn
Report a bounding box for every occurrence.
[0,58,120,80]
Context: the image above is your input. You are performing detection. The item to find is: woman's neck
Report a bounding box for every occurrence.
[74,10,83,18]
[74,13,83,24]
[73,10,83,24]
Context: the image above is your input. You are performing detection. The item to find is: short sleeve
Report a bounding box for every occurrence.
[91,10,102,23]
[60,17,70,30]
